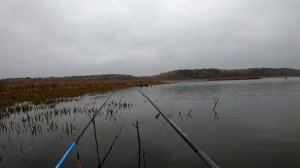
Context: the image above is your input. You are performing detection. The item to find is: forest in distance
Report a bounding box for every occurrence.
[0,67,299,110]
[154,67,300,80]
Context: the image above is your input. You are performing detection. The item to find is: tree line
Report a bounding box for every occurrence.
[154,68,300,80]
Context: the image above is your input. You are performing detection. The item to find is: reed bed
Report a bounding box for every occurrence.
[0,98,133,136]
[0,95,134,166]
[0,79,161,111]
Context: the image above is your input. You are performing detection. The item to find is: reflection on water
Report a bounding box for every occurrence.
[213,108,219,121]
[0,77,300,168]
[212,98,220,120]
[0,99,133,136]
[0,95,133,167]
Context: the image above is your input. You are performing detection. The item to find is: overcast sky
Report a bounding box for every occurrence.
[0,0,299,78]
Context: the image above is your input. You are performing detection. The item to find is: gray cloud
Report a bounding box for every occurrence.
[0,0,299,78]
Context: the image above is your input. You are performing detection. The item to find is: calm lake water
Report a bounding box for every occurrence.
[1,77,300,168]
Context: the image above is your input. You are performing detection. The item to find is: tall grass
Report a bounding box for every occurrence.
[0,79,162,110]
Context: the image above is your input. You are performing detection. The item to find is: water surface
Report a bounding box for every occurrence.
[0,77,300,168]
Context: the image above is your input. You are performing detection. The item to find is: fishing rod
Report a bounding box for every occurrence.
[55,93,113,168]
[137,89,219,168]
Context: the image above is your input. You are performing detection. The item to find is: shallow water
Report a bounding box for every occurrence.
[0,77,300,168]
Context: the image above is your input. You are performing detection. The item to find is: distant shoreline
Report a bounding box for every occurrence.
[161,76,300,83]
[1,67,300,111]
[207,76,262,81]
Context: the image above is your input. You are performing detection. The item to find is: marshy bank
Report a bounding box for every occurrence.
[0,77,163,111]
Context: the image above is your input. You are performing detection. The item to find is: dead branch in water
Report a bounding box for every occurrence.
[132,121,141,168]
[132,121,146,168]
[88,114,101,167]
[213,98,220,110]
[186,108,192,118]
[20,143,29,162]
[99,124,124,168]
[213,98,220,120]
[20,143,27,158]
[178,112,181,117]
[213,109,219,120]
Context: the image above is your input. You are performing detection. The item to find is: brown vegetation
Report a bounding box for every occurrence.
[0,76,162,110]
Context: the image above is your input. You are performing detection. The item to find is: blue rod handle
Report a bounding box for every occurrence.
[55,142,76,168]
